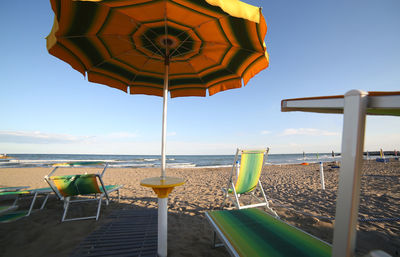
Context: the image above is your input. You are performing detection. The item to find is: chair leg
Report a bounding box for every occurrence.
[26,192,38,216]
[12,195,20,207]
[40,194,50,210]
[103,192,110,206]
[62,197,70,222]
[259,181,278,218]
[232,185,241,209]
[220,192,228,210]
[96,197,102,221]
[212,231,224,248]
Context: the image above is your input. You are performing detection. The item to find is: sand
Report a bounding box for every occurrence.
[0,160,399,257]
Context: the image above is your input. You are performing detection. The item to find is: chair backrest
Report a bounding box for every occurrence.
[234,149,267,194]
[49,174,102,198]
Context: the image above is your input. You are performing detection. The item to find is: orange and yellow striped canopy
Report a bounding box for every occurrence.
[47,0,269,97]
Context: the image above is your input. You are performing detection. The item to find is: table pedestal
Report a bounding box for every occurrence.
[140,177,184,257]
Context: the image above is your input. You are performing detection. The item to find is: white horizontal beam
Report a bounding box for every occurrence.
[281,90,400,116]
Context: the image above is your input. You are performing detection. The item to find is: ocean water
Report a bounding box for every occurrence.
[0,153,341,169]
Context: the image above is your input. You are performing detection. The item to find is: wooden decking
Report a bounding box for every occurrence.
[70,209,157,257]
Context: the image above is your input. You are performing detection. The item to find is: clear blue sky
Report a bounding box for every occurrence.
[1,0,399,155]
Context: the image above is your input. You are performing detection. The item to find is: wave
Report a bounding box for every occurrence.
[144,158,158,162]
[167,162,196,168]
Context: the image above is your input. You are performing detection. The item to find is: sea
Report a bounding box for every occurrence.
[0,153,341,169]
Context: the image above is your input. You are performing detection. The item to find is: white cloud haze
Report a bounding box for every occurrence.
[281,128,339,136]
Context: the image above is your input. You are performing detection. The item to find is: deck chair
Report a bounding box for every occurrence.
[0,187,52,222]
[0,189,29,212]
[221,148,278,217]
[44,164,122,222]
[206,208,331,257]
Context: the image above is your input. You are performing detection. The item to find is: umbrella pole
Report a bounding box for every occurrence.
[161,62,169,179]
[159,61,169,257]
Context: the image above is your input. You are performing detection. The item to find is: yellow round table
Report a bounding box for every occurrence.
[141,176,184,198]
[140,176,184,257]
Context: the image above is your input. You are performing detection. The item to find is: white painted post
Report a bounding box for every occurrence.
[319,162,325,190]
[161,63,169,179]
[159,61,169,257]
[158,197,168,257]
[332,90,368,257]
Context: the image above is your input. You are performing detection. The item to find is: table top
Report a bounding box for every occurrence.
[140,176,185,188]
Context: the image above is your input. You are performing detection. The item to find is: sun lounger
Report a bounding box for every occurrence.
[206,208,331,257]
[221,148,278,217]
[0,187,52,222]
[0,186,30,216]
[44,165,122,222]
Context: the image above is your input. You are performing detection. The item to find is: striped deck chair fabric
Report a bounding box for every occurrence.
[51,174,102,197]
[0,211,30,223]
[234,150,265,194]
[206,208,331,257]
[45,166,122,222]
[221,148,277,216]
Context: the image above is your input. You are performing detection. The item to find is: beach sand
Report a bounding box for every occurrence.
[0,160,399,257]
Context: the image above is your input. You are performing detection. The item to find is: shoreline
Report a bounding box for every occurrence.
[0,153,344,169]
[0,161,399,256]
[2,155,398,170]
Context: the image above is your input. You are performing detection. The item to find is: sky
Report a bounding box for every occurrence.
[1,0,399,155]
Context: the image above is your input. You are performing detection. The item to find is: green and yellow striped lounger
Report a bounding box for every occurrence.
[0,210,30,223]
[45,170,123,222]
[206,208,331,257]
[0,187,52,222]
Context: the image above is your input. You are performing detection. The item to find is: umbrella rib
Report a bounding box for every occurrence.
[170,9,264,53]
[169,33,191,58]
[139,33,165,58]
[170,46,242,89]
[80,42,163,74]
[55,34,166,59]
[77,35,250,81]
[128,50,161,87]
[168,42,227,70]
[108,5,167,58]
[168,42,239,77]
[185,59,207,87]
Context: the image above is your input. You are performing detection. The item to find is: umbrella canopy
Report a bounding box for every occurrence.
[46,0,268,97]
[46,0,269,178]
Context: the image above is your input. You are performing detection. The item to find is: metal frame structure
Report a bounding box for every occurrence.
[281,89,400,257]
[26,188,52,216]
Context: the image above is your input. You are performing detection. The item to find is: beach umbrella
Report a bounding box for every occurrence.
[46,0,269,255]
